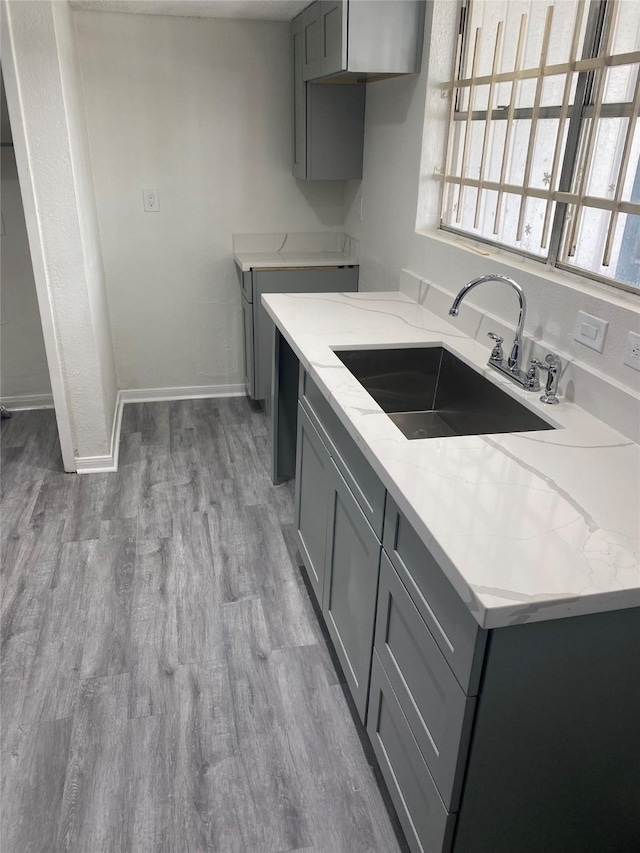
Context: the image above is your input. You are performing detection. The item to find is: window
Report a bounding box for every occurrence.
[441,0,640,293]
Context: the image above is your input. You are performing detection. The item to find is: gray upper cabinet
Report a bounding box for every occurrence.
[292,11,365,180]
[301,2,322,81]
[319,1,348,77]
[300,0,426,82]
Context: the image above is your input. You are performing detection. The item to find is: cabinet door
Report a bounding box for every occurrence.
[322,459,381,722]
[291,12,306,178]
[301,2,322,81]
[294,404,331,606]
[241,295,255,398]
[319,0,348,77]
[368,653,456,853]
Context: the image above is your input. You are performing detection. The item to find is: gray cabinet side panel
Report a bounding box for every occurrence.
[454,607,640,853]
[241,295,255,398]
[271,331,299,484]
[254,268,358,402]
[307,83,365,181]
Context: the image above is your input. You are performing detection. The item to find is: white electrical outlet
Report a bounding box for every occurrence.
[142,188,159,212]
[623,331,640,371]
[573,310,608,353]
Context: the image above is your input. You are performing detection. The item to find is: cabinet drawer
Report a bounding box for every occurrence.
[300,370,386,537]
[375,553,476,812]
[383,496,486,695]
[368,653,455,853]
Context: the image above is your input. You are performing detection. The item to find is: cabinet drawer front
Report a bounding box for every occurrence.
[368,653,455,853]
[323,460,381,723]
[294,404,331,605]
[301,371,386,537]
[383,497,486,695]
[375,553,476,812]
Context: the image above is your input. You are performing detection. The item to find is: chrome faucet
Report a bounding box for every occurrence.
[448,274,562,399]
[449,274,526,372]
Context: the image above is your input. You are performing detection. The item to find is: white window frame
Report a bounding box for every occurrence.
[440,0,640,295]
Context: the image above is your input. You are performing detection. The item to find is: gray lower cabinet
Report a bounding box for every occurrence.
[290,368,640,853]
[294,404,331,605]
[375,552,476,812]
[368,653,456,853]
[242,265,358,402]
[322,458,381,722]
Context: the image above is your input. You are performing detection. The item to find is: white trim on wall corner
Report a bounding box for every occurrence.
[75,384,246,474]
[75,390,124,474]
[118,383,246,403]
[1,393,55,411]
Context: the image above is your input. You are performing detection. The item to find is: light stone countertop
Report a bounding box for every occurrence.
[262,290,640,629]
[233,231,359,272]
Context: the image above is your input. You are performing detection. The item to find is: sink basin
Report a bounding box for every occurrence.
[335,346,554,440]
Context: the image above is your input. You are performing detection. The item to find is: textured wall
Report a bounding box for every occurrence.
[74,10,346,391]
[344,0,640,396]
[1,143,52,401]
[4,0,118,458]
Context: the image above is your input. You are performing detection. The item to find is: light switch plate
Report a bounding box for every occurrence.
[623,331,640,371]
[573,311,608,353]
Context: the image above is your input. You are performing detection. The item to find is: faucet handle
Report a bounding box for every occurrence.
[487,332,504,363]
[531,353,561,404]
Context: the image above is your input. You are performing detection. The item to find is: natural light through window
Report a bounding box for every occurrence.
[441,0,640,293]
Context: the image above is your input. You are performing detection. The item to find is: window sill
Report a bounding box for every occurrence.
[415,227,640,313]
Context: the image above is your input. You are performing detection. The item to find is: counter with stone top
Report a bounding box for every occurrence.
[262,289,640,629]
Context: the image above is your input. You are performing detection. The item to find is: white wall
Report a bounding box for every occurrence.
[345,0,640,396]
[74,10,346,391]
[1,137,52,403]
[3,0,119,463]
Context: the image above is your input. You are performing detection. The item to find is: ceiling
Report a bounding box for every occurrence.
[70,0,309,21]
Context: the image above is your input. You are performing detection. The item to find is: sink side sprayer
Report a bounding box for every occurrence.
[448,274,562,404]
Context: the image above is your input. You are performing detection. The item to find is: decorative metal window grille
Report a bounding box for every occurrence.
[441,0,640,293]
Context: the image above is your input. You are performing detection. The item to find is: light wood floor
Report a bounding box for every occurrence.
[0,399,407,853]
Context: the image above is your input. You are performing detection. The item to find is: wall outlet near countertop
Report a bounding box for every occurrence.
[573,310,608,353]
[142,188,159,212]
[623,331,640,371]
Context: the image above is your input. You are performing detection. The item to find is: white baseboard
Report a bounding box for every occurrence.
[1,393,54,411]
[75,391,124,475]
[119,383,246,403]
[74,384,246,474]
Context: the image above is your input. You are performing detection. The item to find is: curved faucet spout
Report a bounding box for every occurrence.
[448,274,527,371]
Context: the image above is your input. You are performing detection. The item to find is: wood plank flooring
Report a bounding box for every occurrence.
[1,400,407,853]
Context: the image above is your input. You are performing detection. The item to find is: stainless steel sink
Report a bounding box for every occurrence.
[335,346,554,440]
